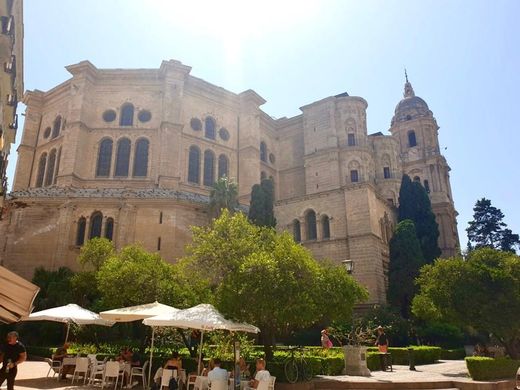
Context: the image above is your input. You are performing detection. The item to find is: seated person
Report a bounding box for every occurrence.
[52,343,74,380]
[202,358,215,376]
[207,358,228,384]
[128,348,142,367]
[249,359,270,389]
[164,351,182,370]
[239,357,251,379]
[116,347,130,362]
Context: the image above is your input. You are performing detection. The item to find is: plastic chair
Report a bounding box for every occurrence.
[161,369,175,390]
[102,361,123,389]
[267,376,276,390]
[71,357,90,385]
[90,357,108,385]
[44,358,62,378]
[515,366,520,390]
[209,380,228,390]
[129,360,148,389]
[187,374,197,390]
[59,357,77,381]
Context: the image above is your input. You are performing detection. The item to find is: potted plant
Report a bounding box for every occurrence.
[330,324,373,376]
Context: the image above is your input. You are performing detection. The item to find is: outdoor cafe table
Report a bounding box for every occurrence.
[153,368,187,387]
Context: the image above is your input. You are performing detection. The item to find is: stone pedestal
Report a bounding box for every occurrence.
[343,345,371,376]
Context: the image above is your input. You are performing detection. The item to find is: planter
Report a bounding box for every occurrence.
[343,345,371,376]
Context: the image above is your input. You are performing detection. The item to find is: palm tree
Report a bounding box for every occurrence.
[209,176,239,217]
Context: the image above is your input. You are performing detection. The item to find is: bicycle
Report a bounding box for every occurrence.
[283,346,313,383]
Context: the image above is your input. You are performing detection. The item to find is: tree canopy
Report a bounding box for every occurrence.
[209,176,239,217]
[398,174,441,262]
[96,244,199,310]
[181,210,367,356]
[387,219,425,318]
[466,198,520,253]
[412,247,520,358]
[248,178,276,228]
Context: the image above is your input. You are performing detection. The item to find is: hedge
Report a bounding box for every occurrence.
[465,357,520,381]
[441,348,465,360]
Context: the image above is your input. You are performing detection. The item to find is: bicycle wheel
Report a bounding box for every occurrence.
[284,358,299,383]
[301,358,313,382]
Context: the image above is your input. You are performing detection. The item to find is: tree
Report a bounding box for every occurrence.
[78,237,115,271]
[181,210,367,357]
[398,174,441,262]
[387,220,425,318]
[466,198,520,253]
[96,244,199,310]
[412,248,520,358]
[31,267,74,310]
[248,178,276,228]
[209,176,239,217]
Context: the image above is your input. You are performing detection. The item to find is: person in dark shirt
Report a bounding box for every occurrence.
[375,326,390,371]
[0,331,27,390]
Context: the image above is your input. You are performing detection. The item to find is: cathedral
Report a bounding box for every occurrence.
[0,60,459,304]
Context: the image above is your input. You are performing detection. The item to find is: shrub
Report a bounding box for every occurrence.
[366,346,441,371]
[441,348,465,360]
[465,357,520,381]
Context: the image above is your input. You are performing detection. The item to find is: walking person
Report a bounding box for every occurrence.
[375,326,389,371]
[0,331,27,390]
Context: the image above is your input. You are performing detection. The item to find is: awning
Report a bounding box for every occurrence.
[0,265,40,323]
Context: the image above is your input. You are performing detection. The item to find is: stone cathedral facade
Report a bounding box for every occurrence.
[0,60,459,304]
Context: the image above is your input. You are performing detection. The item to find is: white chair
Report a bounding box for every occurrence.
[161,369,175,390]
[187,374,197,390]
[256,381,270,390]
[515,366,520,390]
[90,357,108,385]
[129,360,148,389]
[59,357,77,381]
[44,358,62,378]
[209,380,228,390]
[71,357,90,385]
[267,376,276,390]
[102,361,123,389]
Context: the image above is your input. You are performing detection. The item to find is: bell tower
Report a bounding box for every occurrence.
[389,72,459,257]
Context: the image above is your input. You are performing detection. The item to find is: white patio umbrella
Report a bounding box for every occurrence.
[143,303,259,385]
[100,301,180,388]
[23,303,114,341]
[0,266,40,323]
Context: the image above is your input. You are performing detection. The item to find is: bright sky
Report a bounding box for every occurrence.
[10,0,520,248]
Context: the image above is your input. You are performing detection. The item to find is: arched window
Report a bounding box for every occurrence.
[51,116,61,139]
[347,133,356,146]
[105,218,114,241]
[205,117,216,139]
[114,138,131,177]
[35,153,47,188]
[203,150,215,186]
[408,130,417,147]
[133,138,149,177]
[120,103,134,126]
[306,210,317,240]
[188,146,200,184]
[96,138,113,177]
[89,212,103,239]
[76,217,86,246]
[260,141,267,162]
[350,170,359,183]
[293,220,301,243]
[383,166,391,179]
[53,148,61,185]
[44,149,56,186]
[424,179,430,193]
[218,154,229,179]
[322,215,331,239]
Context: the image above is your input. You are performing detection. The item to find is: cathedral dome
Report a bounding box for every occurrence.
[391,77,433,125]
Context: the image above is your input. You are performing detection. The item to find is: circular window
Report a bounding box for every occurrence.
[190,118,202,131]
[269,153,276,164]
[219,127,230,141]
[43,127,51,138]
[102,109,116,122]
[138,110,152,122]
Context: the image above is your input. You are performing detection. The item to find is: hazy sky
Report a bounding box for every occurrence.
[10,0,520,248]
